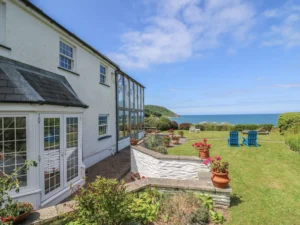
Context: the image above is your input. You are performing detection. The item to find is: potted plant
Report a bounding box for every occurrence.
[0,161,37,224]
[162,136,170,147]
[130,138,138,145]
[192,138,211,159]
[171,135,180,145]
[204,156,230,189]
[169,128,174,134]
[146,129,152,134]
[178,130,184,138]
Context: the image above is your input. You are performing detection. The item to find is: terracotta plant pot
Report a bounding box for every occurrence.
[130,139,138,145]
[1,203,33,224]
[199,149,209,159]
[172,140,179,145]
[211,171,230,188]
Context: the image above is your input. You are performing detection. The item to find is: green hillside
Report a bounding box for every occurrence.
[145,105,179,117]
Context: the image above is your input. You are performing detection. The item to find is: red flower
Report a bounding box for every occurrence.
[142,176,145,179]
[207,144,211,148]
[203,138,207,143]
[215,156,221,160]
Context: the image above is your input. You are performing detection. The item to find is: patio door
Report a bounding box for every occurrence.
[40,114,81,201]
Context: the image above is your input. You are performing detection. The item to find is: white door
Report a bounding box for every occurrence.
[40,114,82,201]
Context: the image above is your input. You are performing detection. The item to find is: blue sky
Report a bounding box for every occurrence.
[31,0,300,115]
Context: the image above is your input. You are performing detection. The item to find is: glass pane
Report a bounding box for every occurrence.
[130,81,134,109]
[0,117,27,187]
[66,117,79,182]
[124,77,129,108]
[118,74,124,107]
[119,110,124,139]
[134,83,138,109]
[125,111,130,137]
[44,117,61,195]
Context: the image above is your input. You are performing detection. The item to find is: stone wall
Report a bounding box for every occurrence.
[131,145,210,180]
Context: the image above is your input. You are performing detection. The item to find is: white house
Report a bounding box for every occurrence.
[0,0,144,209]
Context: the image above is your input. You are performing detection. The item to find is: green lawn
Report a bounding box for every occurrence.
[167,131,300,225]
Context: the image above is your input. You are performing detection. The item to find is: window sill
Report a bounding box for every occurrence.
[99,82,110,87]
[0,44,12,51]
[58,66,80,76]
[98,135,112,141]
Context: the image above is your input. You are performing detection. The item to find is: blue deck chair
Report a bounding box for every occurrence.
[228,131,240,147]
[243,131,259,147]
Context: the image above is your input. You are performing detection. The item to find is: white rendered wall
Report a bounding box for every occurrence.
[131,147,210,180]
[0,0,118,166]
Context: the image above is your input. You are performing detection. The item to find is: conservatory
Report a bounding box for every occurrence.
[117,71,145,149]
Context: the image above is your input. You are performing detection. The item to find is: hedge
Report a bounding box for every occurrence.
[179,123,191,130]
[194,123,273,132]
[171,121,179,130]
[278,112,300,132]
[285,135,300,153]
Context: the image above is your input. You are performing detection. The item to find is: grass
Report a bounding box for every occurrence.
[167,131,300,225]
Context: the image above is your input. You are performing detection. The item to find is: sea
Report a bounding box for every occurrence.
[169,114,280,126]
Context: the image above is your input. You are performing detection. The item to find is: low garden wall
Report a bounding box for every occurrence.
[131,145,210,180]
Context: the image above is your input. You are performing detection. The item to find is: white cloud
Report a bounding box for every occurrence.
[110,0,256,69]
[227,48,237,55]
[262,3,300,48]
[275,84,300,88]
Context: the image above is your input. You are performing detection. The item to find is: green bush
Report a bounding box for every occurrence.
[156,117,173,131]
[179,123,191,130]
[67,178,162,225]
[144,116,159,128]
[278,112,300,132]
[128,189,162,224]
[171,121,179,130]
[285,135,300,153]
[144,135,168,154]
[186,205,209,225]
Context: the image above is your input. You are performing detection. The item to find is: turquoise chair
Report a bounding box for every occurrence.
[228,131,240,147]
[243,131,259,147]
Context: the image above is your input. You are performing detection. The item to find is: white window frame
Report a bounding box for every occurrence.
[59,39,75,71]
[100,64,107,84]
[98,115,108,137]
[0,113,37,194]
[0,2,6,45]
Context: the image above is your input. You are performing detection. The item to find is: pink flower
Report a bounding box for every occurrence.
[207,157,214,162]
[142,176,145,179]
[203,159,209,165]
[215,156,221,160]
[207,144,211,148]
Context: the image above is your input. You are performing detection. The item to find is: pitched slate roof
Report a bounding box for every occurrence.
[0,56,88,108]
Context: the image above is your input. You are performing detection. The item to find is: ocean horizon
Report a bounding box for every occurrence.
[169,113,280,126]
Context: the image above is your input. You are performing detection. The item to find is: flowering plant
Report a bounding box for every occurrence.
[171,135,180,141]
[204,156,229,173]
[169,128,174,133]
[192,138,211,151]
[162,136,171,144]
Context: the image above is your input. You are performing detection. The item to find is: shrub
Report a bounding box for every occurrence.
[194,123,273,132]
[158,193,202,224]
[278,112,300,132]
[186,205,209,225]
[231,124,273,132]
[285,135,300,153]
[144,135,168,155]
[179,123,191,130]
[67,178,162,225]
[171,121,179,130]
[156,117,172,131]
[128,189,162,224]
[144,116,159,128]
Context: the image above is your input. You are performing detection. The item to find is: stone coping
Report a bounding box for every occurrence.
[132,145,204,162]
[126,177,232,195]
[20,201,76,225]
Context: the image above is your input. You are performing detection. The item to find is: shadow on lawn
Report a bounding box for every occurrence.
[230,194,243,207]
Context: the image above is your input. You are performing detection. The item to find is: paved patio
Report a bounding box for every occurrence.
[85,146,131,183]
